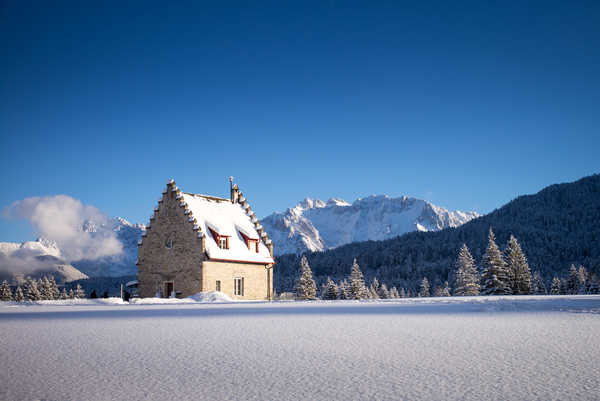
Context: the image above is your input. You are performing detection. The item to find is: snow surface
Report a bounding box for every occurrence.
[1,295,599,401]
[182,193,274,264]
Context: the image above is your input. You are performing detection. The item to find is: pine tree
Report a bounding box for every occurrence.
[0,280,13,301]
[441,281,451,297]
[39,276,52,300]
[418,277,430,297]
[74,284,85,299]
[567,264,578,294]
[23,277,41,301]
[434,285,443,297]
[531,271,546,294]
[481,228,511,295]
[454,244,480,296]
[14,286,24,302]
[390,286,399,298]
[577,265,588,294]
[399,287,406,298]
[370,277,380,297]
[48,276,60,300]
[295,256,317,300]
[550,277,562,295]
[349,259,368,300]
[59,288,68,300]
[339,279,350,300]
[378,283,390,299]
[68,288,75,299]
[322,277,339,300]
[504,235,531,294]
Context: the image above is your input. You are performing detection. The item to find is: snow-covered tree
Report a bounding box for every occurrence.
[339,279,350,300]
[481,228,511,295]
[550,277,562,295]
[14,286,24,302]
[378,283,390,299]
[454,244,480,296]
[39,276,52,300]
[322,277,339,300]
[577,265,588,294]
[504,235,531,294]
[295,256,317,300]
[349,259,369,300]
[23,277,41,301]
[418,277,430,297]
[531,271,546,294]
[59,288,68,300]
[434,285,444,297]
[390,286,400,298]
[68,288,75,299]
[48,276,60,300]
[589,274,600,294]
[74,284,85,299]
[566,264,578,294]
[1,280,13,301]
[370,277,380,297]
[399,287,406,298]
[441,281,451,297]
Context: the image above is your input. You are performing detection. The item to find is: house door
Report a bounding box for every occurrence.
[164,282,174,298]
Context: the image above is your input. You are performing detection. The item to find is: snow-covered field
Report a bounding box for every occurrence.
[1,296,599,401]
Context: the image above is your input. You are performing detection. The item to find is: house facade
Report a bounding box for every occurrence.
[137,179,274,300]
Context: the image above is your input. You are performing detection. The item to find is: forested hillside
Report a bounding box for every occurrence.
[274,174,600,293]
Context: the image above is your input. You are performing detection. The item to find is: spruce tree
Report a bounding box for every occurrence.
[567,264,578,294]
[550,277,561,295]
[418,277,430,297]
[322,277,339,300]
[23,277,41,301]
[370,277,381,298]
[339,279,350,300]
[504,235,531,294]
[454,244,480,296]
[39,276,52,300]
[48,276,60,300]
[295,256,317,300]
[434,285,444,297]
[68,288,75,299]
[378,283,390,299]
[481,228,511,295]
[14,286,24,302]
[399,287,406,298]
[390,286,399,298]
[0,280,13,301]
[74,284,85,299]
[59,288,68,300]
[577,266,588,294]
[349,259,368,299]
[531,271,546,294]
[442,281,451,297]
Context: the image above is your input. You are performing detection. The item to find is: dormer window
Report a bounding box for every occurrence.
[209,227,229,250]
[240,231,259,253]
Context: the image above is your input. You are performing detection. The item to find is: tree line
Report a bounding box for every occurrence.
[0,275,85,302]
[293,228,599,300]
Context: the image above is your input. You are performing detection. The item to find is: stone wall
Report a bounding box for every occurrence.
[202,260,273,300]
[138,185,205,298]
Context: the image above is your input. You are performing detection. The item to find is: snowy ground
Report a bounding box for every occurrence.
[1,296,599,401]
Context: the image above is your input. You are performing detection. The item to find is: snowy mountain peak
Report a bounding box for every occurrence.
[261,195,480,255]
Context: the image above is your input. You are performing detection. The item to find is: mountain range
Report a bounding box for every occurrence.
[261,196,479,255]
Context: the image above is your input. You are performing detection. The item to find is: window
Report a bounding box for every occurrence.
[219,237,228,249]
[234,277,244,296]
[215,280,221,292]
[165,238,173,249]
[247,239,259,253]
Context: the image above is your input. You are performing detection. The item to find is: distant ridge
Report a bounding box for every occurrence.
[261,195,479,255]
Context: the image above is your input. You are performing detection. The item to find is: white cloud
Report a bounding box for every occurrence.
[3,195,123,261]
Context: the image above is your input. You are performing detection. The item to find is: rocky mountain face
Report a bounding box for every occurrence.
[261,195,479,255]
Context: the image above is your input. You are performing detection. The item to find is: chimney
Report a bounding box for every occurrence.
[229,176,240,203]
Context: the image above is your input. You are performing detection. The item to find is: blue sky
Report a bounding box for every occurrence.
[1,1,599,242]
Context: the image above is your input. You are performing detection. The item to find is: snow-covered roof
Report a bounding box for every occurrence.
[181,193,274,264]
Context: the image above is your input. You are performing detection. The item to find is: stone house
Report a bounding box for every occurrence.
[137,179,274,300]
